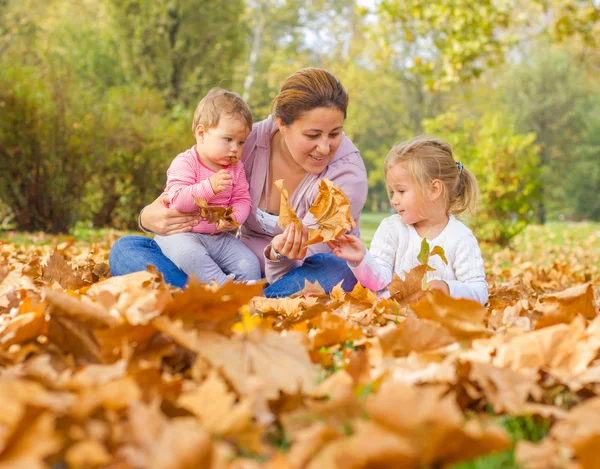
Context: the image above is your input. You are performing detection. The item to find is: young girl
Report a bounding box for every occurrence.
[327,136,488,304]
[154,88,261,285]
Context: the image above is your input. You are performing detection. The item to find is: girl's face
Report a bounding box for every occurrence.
[386,162,428,226]
[277,107,345,175]
[196,115,250,169]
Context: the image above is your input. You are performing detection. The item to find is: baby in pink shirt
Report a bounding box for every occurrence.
[154,88,261,285]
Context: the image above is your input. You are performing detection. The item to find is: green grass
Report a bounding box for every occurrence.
[0,222,136,246]
[450,415,551,469]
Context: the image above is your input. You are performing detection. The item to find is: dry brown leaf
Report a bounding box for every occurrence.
[377,318,456,357]
[0,311,47,348]
[515,439,574,469]
[0,411,63,469]
[251,296,320,318]
[65,439,111,468]
[466,362,542,414]
[42,249,87,290]
[274,179,302,229]
[411,290,488,340]
[494,321,600,379]
[533,283,596,328]
[550,396,600,469]
[307,420,414,469]
[72,377,142,419]
[163,277,263,322]
[194,328,319,401]
[286,423,341,468]
[365,381,511,466]
[177,370,253,436]
[306,179,355,246]
[309,312,365,349]
[388,265,429,305]
[44,287,120,328]
[192,196,239,229]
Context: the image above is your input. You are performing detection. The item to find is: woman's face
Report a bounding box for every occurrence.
[277,107,345,175]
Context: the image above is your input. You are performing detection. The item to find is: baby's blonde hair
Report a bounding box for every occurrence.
[192,88,253,135]
[384,135,479,215]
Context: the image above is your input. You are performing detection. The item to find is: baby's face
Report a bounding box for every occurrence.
[196,115,250,167]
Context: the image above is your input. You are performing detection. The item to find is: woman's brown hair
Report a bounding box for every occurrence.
[272,68,348,125]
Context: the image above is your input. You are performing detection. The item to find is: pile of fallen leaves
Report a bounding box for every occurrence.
[0,230,599,469]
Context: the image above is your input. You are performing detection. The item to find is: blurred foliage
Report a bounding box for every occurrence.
[0,0,598,238]
[425,112,541,245]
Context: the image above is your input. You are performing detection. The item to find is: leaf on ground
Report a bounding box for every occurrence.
[515,439,571,469]
[309,312,365,349]
[163,277,263,322]
[365,381,511,466]
[193,328,319,401]
[177,370,253,436]
[411,290,488,340]
[464,362,543,414]
[65,439,111,469]
[0,412,63,469]
[533,283,596,328]
[42,250,86,290]
[494,321,600,379]
[388,265,429,305]
[44,287,120,328]
[549,396,600,469]
[0,311,47,348]
[376,318,455,357]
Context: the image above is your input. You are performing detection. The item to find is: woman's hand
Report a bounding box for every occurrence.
[269,224,309,261]
[140,194,199,236]
[326,234,366,264]
[427,279,450,295]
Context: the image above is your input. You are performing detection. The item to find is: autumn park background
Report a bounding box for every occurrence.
[0,1,600,468]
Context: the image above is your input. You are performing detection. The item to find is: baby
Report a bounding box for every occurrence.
[154,88,261,285]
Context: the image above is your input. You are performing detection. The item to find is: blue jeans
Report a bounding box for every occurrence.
[109,235,358,297]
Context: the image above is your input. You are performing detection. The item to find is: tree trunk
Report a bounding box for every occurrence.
[242,13,265,102]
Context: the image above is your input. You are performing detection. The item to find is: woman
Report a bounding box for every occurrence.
[109,68,368,297]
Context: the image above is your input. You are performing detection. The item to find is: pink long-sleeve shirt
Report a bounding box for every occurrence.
[165,146,252,233]
[238,115,368,281]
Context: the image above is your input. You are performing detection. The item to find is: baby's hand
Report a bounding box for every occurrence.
[209,169,233,194]
[217,220,237,232]
[326,234,366,264]
[427,280,450,295]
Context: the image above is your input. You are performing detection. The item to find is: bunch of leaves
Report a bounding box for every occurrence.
[275,178,356,245]
[0,227,599,468]
[424,111,541,245]
[192,196,240,231]
[389,237,448,304]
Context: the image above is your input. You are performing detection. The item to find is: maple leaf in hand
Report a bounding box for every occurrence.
[275,178,355,246]
[305,179,356,245]
[274,179,303,229]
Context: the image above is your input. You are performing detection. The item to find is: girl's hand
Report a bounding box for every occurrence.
[269,224,309,261]
[140,194,199,236]
[326,234,366,264]
[210,169,233,194]
[427,280,450,295]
